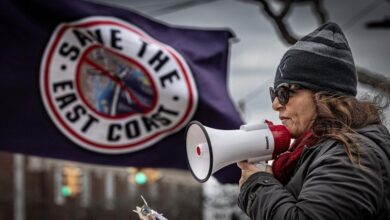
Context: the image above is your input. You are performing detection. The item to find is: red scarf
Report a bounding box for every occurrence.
[272,130,316,185]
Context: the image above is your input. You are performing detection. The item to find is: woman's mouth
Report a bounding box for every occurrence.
[280,116,290,124]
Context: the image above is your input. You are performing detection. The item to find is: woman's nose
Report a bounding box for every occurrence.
[272,97,283,111]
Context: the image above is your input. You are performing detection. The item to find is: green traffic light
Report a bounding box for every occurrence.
[61,186,72,197]
[135,172,148,185]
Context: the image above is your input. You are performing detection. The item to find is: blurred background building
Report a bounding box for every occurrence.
[0,152,208,220]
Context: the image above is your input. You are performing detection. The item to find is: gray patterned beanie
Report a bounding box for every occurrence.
[274,22,357,96]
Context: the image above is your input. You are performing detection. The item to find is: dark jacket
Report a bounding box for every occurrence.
[238,124,390,220]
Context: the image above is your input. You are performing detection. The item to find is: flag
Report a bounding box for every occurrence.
[0,0,243,183]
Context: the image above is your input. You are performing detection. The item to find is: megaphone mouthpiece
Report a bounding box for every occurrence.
[268,124,291,158]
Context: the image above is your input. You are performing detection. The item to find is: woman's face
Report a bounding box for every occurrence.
[272,87,317,138]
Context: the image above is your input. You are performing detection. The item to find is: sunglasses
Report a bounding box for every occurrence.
[269,83,304,105]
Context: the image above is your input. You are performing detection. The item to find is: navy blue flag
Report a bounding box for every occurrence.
[0,0,243,183]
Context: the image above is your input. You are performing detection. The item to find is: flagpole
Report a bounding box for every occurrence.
[14,154,25,220]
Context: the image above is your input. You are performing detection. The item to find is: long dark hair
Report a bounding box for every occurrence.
[311,91,388,165]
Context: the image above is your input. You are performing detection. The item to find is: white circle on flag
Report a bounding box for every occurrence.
[40,16,198,154]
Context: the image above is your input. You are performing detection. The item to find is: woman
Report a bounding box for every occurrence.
[237,22,390,220]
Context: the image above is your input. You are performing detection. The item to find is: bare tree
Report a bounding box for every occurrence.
[243,0,390,95]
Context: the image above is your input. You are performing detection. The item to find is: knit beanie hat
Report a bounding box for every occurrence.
[274,22,357,96]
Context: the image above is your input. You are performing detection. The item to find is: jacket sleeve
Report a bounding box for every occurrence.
[237,143,384,220]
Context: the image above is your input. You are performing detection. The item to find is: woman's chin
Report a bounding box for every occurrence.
[286,127,300,139]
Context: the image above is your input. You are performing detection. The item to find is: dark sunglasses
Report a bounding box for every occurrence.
[269,83,304,105]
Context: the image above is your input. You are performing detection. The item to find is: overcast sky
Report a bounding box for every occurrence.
[94,0,390,125]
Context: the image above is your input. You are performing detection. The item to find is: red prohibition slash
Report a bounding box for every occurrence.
[76,45,158,119]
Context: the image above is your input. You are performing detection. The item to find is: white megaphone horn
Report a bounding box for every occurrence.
[185,120,291,182]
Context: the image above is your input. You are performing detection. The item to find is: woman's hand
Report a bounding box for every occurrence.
[237,161,272,188]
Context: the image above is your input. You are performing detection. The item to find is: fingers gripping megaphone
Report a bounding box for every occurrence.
[185,120,291,182]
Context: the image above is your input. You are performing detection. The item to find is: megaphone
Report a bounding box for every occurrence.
[185,120,291,182]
